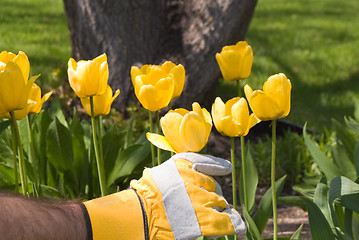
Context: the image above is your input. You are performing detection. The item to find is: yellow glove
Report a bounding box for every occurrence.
[131,152,245,240]
[83,153,245,240]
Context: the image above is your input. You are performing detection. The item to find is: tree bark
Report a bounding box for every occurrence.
[63,0,257,113]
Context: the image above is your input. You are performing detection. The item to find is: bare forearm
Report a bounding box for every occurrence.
[0,192,88,240]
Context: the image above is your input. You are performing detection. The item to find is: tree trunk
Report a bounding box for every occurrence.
[63,0,257,113]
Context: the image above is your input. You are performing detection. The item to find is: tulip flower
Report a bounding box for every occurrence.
[211,97,260,137]
[131,61,185,111]
[0,83,52,120]
[67,53,108,98]
[245,73,292,240]
[146,102,212,153]
[211,97,260,213]
[80,85,120,117]
[244,73,291,121]
[0,62,37,115]
[215,41,253,82]
[0,51,30,83]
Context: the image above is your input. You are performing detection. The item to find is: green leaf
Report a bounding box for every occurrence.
[36,110,52,184]
[243,206,263,240]
[0,120,10,134]
[240,144,258,213]
[48,97,68,127]
[303,124,344,182]
[102,125,125,177]
[107,142,150,187]
[278,196,307,211]
[252,175,287,234]
[46,118,73,172]
[0,138,13,164]
[313,176,333,227]
[304,198,336,240]
[290,224,303,240]
[353,140,359,177]
[0,162,15,186]
[329,176,359,213]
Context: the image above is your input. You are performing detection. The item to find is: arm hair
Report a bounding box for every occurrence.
[0,191,88,240]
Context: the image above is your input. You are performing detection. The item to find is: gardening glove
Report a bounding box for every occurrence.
[83,152,245,240]
[131,152,246,240]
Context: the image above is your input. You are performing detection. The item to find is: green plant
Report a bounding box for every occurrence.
[0,97,152,199]
[290,118,359,239]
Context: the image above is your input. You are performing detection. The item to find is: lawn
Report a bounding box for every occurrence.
[1,0,359,131]
[0,0,71,91]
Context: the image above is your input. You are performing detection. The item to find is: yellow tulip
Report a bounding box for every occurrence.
[131,63,177,111]
[146,102,212,153]
[215,41,253,81]
[67,53,108,98]
[244,73,292,121]
[159,61,185,99]
[0,51,30,83]
[80,85,120,117]
[0,62,37,115]
[211,97,260,137]
[0,83,52,120]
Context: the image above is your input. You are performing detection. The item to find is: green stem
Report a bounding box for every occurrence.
[149,110,156,167]
[271,120,278,240]
[241,135,248,209]
[231,137,238,240]
[90,97,106,196]
[10,123,19,193]
[10,112,28,196]
[236,79,242,97]
[27,115,39,195]
[167,103,175,157]
[156,111,161,165]
[96,116,104,166]
[230,137,237,210]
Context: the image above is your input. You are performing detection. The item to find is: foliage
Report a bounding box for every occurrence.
[0,97,151,199]
[291,118,359,239]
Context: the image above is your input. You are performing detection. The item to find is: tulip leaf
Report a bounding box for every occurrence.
[252,175,287,234]
[103,125,125,177]
[303,124,344,182]
[353,140,359,178]
[0,162,15,186]
[329,176,359,213]
[304,198,336,240]
[243,206,263,240]
[240,143,258,213]
[48,97,68,127]
[278,196,307,211]
[0,138,13,164]
[290,224,303,240]
[36,110,52,184]
[313,176,333,227]
[0,120,10,134]
[46,118,73,173]
[107,142,150,187]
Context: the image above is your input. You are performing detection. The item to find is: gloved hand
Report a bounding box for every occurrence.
[83,153,246,240]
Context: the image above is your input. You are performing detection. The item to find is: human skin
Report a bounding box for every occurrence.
[0,192,88,240]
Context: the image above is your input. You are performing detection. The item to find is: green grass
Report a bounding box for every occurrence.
[1,0,359,131]
[0,0,71,91]
[246,0,359,130]
[217,0,359,130]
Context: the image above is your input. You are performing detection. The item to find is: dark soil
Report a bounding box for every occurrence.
[207,120,312,239]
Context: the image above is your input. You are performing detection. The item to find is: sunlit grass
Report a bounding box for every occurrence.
[0,0,71,91]
[217,0,359,130]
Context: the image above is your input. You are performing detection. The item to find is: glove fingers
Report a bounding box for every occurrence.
[171,153,232,176]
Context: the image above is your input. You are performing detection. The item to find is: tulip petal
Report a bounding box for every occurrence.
[13,51,30,83]
[0,62,27,113]
[220,115,242,137]
[146,132,177,153]
[161,111,188,153]
[170,64,185,99]
[211,97,226,133]
[248,90,283,121]
[180,111,208,152]
[244,113,261,136]
[130,66,141,85]
[161,61,176,73]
